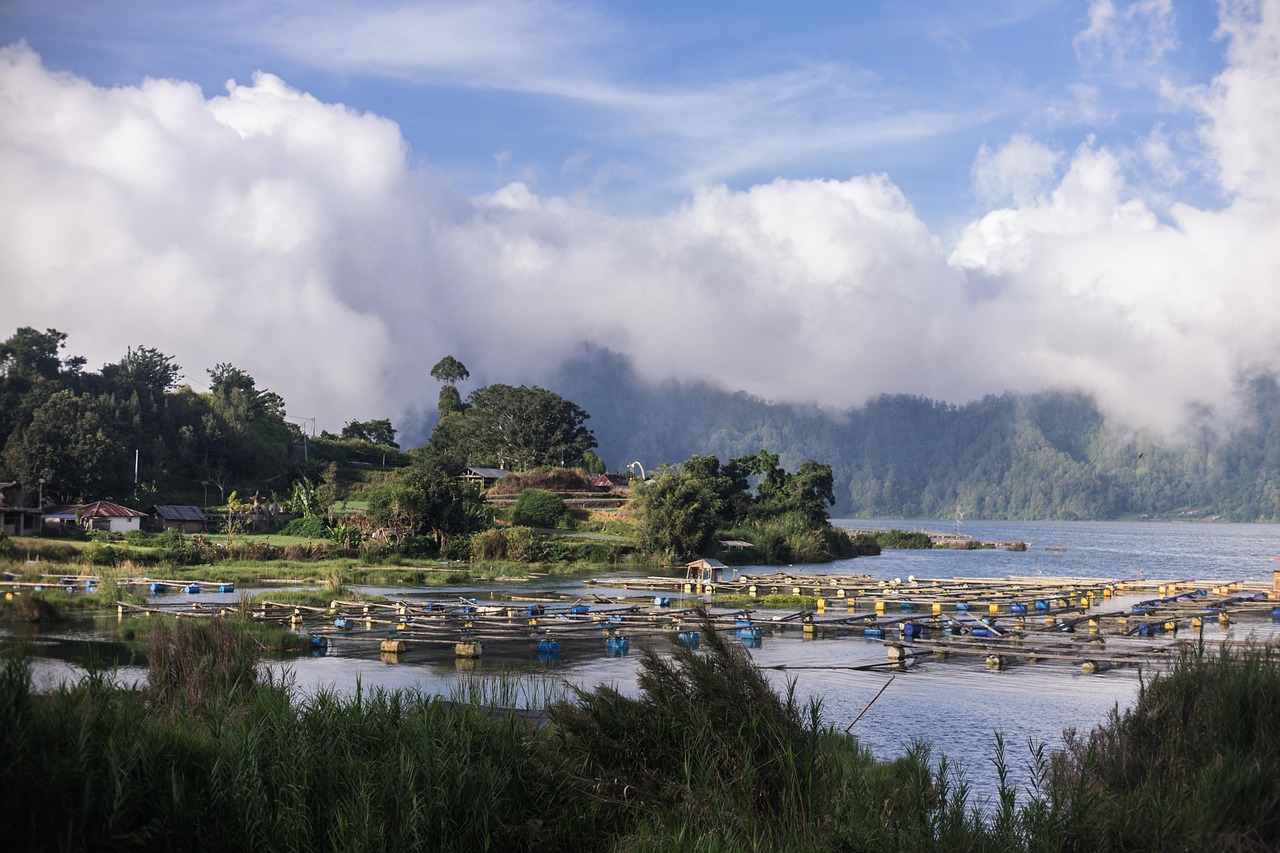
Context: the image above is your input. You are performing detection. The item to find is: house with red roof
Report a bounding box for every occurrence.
[41,500,147,534]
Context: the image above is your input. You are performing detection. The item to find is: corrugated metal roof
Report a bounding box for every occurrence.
[153,505,207,522]
[466,467,510,479]
[77,500,147,518]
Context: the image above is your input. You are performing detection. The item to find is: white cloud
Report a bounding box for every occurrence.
[3,0,1280,440]
[1194,0,1280,205]
[1075,0,1179,70]
[971,134,1064,206]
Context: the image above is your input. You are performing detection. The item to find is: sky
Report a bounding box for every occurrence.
[1,0,1278,441]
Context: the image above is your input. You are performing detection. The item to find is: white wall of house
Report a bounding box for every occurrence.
[87,516,142,533]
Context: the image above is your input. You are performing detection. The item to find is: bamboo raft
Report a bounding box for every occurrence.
[106,572,1280,673]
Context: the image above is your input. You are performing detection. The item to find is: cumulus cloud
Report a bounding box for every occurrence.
[2,0,1280,440]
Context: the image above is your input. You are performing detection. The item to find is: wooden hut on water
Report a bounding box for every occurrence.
[687,558,730,583]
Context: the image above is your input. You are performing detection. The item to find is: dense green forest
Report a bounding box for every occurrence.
[549,345,1280,521]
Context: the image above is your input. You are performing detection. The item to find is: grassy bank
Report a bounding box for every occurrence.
[2,616,1277,850]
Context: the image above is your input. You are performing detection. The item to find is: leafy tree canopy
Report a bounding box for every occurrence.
[340,418,399,448]
[427,384,597,471]
[101,346,182,393]
[430,355,470,386]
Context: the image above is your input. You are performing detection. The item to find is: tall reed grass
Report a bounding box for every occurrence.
[1,618,1277,851]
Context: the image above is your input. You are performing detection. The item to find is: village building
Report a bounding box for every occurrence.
[590,473,629,489]
[151,504,208,533]
[41,500,146,534]
[0,482,41,536]
[686,557,731,583]
[462,467,511,489]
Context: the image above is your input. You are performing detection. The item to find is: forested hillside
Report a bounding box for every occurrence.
[549,345,1280,521]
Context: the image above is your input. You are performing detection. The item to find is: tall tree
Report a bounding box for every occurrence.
[431,355,470,417]
[634,470,722,562]
[101,346,182,394]
[2,389,129,502]
[0,327,84,442]
[340,418,399,448]
[461,384,597,470]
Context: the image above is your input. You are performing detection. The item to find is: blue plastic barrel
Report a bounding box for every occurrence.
[863,626,886,639]
[1010,603,1028,615]
[654,596,671,607]
[605,637,630,656]
[150,582,164,593]
[333,618,350,630]
[1034,600,1051,611]
[185,584,201,594]
[218,583,234,593]
[956,603,970,611]
[568,604,589,615]
[677,631,700,649]
[537,639,560,653]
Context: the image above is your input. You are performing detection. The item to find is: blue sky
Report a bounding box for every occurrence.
[2,1,1279,441]
[0,0,1228,226]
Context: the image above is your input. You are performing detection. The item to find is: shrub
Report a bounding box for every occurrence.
[84,542,130,567]
[1039,642,1280,851]
[488,467,593,495]
[395,536,438,559]
[470,529,507,561]
[503,526,539,563]
[511,488,567,528]
[441,537,471,562]
[279,516,331,538]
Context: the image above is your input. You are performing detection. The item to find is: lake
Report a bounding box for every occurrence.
[6,519,1280,802]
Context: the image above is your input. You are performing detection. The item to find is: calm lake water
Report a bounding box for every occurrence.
[7,519,1280,802]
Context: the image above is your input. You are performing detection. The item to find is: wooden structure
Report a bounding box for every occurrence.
[92,569,1280,678]
[151,505,208,533]
[462,467,510,488]
[687,558,730,583]
[0,482,40,536]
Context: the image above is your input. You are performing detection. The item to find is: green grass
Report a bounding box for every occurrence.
[714,593,819,610]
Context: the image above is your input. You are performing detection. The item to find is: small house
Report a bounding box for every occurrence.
[0,482,41,536]
[686,558,730,583]
[44,500,147,534]
[590,473,629,490]
[152,505,208,533]
[462,467,511,489]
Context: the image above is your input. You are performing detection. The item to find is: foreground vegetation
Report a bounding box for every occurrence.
[2,613,1276,851]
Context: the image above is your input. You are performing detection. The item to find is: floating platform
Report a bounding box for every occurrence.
[109,571,1280,672]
